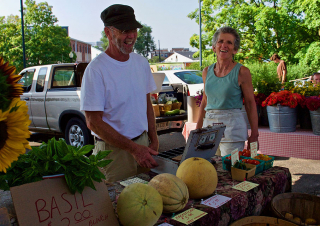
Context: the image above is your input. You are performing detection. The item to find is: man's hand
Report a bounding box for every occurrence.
[131,145,159,168]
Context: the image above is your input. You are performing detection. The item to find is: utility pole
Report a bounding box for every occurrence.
[158,40,161,62]
[199,0,202,68]
[20,0,26,68]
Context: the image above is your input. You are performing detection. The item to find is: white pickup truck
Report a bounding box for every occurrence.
[19,63,188,147]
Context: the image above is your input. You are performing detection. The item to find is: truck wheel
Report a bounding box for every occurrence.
[65,118,91,147]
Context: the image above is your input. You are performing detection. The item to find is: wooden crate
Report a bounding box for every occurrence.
[230,216,297,226]
[271,193,320,225]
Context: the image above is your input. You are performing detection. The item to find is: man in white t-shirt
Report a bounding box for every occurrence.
[80,4,159,182]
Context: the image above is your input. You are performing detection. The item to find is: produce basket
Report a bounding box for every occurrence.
[231,163,256,181]
[172,102,182,110]
[152,104,160,117]
[271,192,320,226]
[241,157,265,175]
[230,216,297,226]
[254,154,275,170]
[222,154,245,171]
[159,104,172,115]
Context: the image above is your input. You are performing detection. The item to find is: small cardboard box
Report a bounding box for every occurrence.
[152,104,160,117]
[10,177,119,226]
[231,163,256,181]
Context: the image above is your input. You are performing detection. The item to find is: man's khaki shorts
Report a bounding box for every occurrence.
[93,132,150,183]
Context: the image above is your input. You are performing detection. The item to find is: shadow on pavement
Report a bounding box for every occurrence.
[292,173,320,195]
[29,132,63,144]
[274,156,290,161]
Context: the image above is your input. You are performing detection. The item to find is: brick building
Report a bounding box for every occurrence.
[70,38,92,63]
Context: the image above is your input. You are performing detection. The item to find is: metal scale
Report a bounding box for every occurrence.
[151,124,226,175]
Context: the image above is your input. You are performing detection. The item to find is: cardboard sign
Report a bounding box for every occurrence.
[232,181,259,192]
[0,207,10,226]
[231,148,239,166]
[10,177,119,226]
[200,194,232,208]
[172,208,207,225]
[250,142,258,158]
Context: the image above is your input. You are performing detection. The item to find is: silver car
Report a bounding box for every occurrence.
[160,70,204,96]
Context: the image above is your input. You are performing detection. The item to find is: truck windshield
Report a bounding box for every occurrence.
[173,71,203,84]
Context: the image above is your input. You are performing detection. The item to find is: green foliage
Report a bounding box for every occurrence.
[245,62,282,95]
[100,30,108,50]
[148,56,165,63]
[0,137,112,194]
[188,0,319,65]
[295,42,320,73]
[292,81,320,97]
[134,24,156,58]
[0,0,73,72]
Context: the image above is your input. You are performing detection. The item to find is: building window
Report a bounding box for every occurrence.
[80,46,81,52]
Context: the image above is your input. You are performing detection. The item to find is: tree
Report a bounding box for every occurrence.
[148,56,165,63]
[100,30,108,50]
[0,15,24,71]
[188,0,319,64]
[0,0,74,72]
[134,24,156,58]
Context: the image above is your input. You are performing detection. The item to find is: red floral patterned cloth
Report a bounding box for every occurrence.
[110,156,291,226]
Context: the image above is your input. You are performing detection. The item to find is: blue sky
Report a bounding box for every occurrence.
[0,0,201,51]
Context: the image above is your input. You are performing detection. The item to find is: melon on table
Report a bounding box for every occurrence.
[117,183,163,226]
[148,173,189,213]
[176,157,218,199]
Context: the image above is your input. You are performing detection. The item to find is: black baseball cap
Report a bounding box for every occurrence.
[100,4,143,30]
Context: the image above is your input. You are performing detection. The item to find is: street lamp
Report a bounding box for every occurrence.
[199,0,202,68]
[69,52,74,63]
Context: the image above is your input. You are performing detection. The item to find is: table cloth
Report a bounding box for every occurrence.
[182,122,320,160]
[109,156,292,226]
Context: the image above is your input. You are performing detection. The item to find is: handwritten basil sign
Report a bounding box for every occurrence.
[10,177,119,226]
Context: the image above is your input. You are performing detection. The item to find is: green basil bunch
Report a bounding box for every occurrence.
[0,137,112,194]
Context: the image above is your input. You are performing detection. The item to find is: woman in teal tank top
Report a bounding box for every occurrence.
[195,27,259,156]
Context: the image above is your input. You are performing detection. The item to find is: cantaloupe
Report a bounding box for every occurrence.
[148,173,189,213]
[176,157,218,199]
[117,183,163,226]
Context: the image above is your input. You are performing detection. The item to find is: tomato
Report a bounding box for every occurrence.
[239,151,243,157]
[254,160,260,165]
[226,156,231,160]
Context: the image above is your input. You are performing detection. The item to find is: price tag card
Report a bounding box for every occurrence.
[172,208,207,225]
[200,194,232,208]
[158,223,173,226]
[232,181,259,192]
[231,148,239,166]
[250,141,258,158]
[119,177,148,187]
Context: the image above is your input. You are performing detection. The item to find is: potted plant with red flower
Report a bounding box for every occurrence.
[305,96,320,135]
[261,90,304,133]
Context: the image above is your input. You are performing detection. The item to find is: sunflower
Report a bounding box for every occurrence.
[0,57,24,111]
[0,98,31,173]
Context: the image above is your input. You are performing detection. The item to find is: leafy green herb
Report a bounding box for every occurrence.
[0,137,112,194]
[233,160,248,171]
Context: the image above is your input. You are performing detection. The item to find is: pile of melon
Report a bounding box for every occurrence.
[116,157,218,226]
